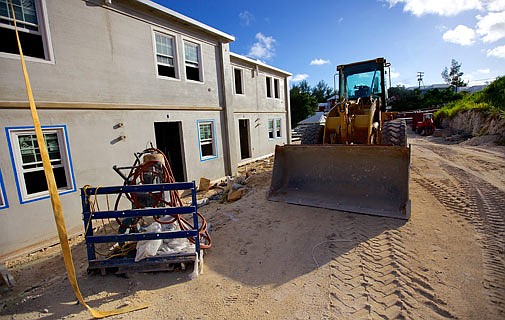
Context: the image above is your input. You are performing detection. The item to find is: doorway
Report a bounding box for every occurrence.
[154,122,186,182]
[238,119,251,160]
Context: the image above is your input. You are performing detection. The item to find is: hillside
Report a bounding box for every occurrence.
[436,76,505,145]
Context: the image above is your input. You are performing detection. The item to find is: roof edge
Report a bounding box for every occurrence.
[133,0,235,42]
[230,52,292,76]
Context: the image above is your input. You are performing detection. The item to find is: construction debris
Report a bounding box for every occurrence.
[0,263,15,288]
[198,177,211,192]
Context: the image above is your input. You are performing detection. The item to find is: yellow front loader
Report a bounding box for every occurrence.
[268,58,411,219]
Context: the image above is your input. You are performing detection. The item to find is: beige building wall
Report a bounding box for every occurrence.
[230,54,291,163]
[0,0,291,256]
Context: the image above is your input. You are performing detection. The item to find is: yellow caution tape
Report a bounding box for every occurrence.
[9,1,147,318]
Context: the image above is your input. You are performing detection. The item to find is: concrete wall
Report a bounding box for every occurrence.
[0,0,225,107]
[230,56,291,163]
[0,0,291,256]
[0,108,227,255]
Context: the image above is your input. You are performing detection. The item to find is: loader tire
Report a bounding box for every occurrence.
[301,124,324,144]
[381,119,407,147]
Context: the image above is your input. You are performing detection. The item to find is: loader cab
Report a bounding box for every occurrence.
[337,57,387,112]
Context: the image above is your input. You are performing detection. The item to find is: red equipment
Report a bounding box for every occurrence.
[414,113,435,136]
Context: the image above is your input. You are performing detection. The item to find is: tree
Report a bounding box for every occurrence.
[441,59,467,92]
[311,80,335,103]
[290,80,317,128]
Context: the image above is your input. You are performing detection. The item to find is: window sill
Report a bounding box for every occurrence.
[200,155,218,162]
[20,187,76,205]
[0,51,54,64]
[156,75,181,81]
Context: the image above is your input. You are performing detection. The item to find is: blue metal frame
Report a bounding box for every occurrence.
[196,119,218,161]
[0,169,9,210]
[5,125,76,204]
[81,181,201,270]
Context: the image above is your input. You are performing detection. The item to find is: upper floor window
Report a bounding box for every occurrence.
[234,68,243,95]
[154,32,177,78]
[6,125,76,203]
[266,76,272,98]
[184,41,201,82]
[0,0,51,60]
[274,78,280,99]
[197,120,217,161]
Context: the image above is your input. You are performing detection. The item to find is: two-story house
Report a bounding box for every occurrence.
[0,0,291,257]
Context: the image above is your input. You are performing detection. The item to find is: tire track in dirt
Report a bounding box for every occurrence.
[324,217,454,319]
[414,164,505,319]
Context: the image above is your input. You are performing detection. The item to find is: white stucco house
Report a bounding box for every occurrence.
[0,0,291,257]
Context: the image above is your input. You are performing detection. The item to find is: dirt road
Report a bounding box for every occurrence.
[1,134,504,319]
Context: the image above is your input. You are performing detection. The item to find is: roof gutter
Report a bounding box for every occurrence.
[131,0,235,42]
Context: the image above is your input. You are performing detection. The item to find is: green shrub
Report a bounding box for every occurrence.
[435,76,505,121]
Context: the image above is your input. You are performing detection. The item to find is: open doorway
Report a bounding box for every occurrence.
[154,122,186,182]
[238,119,251,160]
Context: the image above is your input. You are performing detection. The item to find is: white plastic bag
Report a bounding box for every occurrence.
[134,222,162,262]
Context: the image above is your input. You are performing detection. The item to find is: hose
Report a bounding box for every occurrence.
[117,148,211,249]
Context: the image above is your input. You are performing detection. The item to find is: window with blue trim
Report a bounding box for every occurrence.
[198,120,217,160]
[6,126,75,203]
[0,169,8,209]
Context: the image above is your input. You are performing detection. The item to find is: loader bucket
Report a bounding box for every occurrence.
[268,144,411,219]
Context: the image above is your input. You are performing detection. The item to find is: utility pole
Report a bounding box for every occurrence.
[417,72,424,89]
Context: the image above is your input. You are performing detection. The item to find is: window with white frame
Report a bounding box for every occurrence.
[0,0,50,60]
[154,31,177,78]
[275,118,282,138]
[234,68,243,94]
[274,78,280,99]
[268,118,282,139]
[268,119,274,139]
[0,169,8,209]
[266,76,272,98]
[184,41,201,82]
[6,126,75,203]
[198,120,217,160]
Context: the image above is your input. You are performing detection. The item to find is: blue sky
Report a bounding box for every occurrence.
[154,0,505,88]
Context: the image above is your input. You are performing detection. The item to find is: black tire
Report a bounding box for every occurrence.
[381,119,407,147]
[301,124,324,144]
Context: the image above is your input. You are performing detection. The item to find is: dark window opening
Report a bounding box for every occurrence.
[266,77,272,98]
[234,68,243,94]
[186,66,200,81]
[158,64,175,78]
[24,166,67,195]
[274,79,280,98]
[201,143,214,157]
[0,27,44,59]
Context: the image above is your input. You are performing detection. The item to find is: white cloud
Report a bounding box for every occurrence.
[239,11,254,26]
[442,25,476,45]
[486,45,505,58]
[291,74,309,82]
[386,0,482,16]
[390,69,400,79]
[478,68,490,74]
[310,58,331,66]
[486,0,505,12]
[248,33,276,60]
[476,11,505,43]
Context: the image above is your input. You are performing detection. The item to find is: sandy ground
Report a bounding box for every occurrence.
[1,132,504,320]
